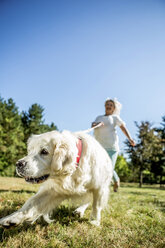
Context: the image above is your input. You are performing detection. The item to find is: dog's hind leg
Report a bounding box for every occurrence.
[42,212,54,223]
[73,203,89,218]
[90,187,109,226]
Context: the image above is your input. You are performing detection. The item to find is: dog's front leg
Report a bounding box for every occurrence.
[0,211,27,228]
[0,191,63,227]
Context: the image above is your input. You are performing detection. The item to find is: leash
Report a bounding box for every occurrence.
[81,122,103,133]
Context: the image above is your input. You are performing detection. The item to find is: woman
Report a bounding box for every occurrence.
[92,98,135,192]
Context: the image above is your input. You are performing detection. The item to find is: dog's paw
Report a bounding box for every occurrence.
[43,214,54,224]
[73,203,89,218]
[72,209,82,218]
[0,217,18,228]
[0,212,24,228]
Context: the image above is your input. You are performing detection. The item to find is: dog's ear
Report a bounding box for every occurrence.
[51,142,68,172]
[51,131,77,174]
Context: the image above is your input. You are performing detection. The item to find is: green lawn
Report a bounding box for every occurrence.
[0,177,165,248]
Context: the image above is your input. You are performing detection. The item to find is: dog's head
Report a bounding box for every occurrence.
[16,130,78,184]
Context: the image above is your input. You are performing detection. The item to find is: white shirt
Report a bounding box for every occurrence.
[93,114,125,151]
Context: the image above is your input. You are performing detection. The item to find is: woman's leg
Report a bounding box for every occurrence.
[106,150,120,191]
[110,151,119,182]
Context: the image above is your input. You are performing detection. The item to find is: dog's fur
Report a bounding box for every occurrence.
[0,130,113,226]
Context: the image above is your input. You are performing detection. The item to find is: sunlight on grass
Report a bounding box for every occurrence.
[0,177,165,248]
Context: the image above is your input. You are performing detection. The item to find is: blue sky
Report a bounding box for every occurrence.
[0,0,165,153]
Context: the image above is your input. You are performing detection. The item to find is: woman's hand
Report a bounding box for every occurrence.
[98,122,104,127]
[91,122,104,128]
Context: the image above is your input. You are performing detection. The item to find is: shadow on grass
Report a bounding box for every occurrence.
[141,186,165,191]
[121,184,165,190]
[0,189,36,194]
[51,205,88,225]
[0,223,36,243]
[126,191,165,214]
[0,206,88,243]
[128,191,152,196]
[153,199,165,213]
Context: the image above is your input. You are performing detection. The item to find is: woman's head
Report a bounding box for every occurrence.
[104,98,122,116]
[105,100,115,115]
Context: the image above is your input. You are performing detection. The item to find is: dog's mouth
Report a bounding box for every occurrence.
[25,174,50,184]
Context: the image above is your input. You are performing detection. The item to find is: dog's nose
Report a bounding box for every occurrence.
[16,160,26,168]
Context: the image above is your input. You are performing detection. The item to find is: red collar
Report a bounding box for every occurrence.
[76,138,82,167]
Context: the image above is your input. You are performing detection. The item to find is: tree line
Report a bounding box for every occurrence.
[115,118,165,187]
[0,96,164,187]
[0,97,57,176]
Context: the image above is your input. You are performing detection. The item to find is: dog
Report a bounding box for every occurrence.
[0,130,113,227]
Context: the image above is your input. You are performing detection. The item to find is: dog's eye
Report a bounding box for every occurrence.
[40,149,49,155]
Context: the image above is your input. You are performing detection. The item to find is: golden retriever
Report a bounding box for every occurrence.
[0,130,113,226]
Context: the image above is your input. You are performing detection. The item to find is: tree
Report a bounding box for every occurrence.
[0,97,58,177]
[125,121,158,187]
[0,97,25,176]
[151,116,165,185]
[21,103,57,142]
[115,154,131,182]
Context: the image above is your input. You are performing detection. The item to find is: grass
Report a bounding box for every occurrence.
[0,177,165,248]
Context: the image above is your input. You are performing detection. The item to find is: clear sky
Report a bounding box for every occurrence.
[0,0,165,153]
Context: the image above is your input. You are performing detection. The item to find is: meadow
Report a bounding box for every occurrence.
[0,177,165,248]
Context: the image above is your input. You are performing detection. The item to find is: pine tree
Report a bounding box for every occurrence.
[125,121,158,187]
[0,97,25,176]
[151,116,165,185]
[21,103,57,142]
[0,97,58,177]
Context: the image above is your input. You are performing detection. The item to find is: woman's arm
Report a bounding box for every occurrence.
[120,124,136,146]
